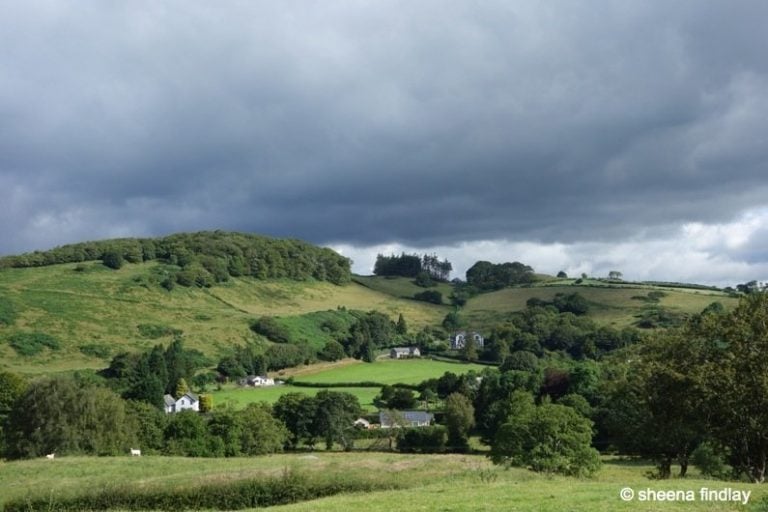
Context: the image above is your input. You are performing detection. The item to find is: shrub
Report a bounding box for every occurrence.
[137,323,183,339]
[250,316,291,343]
[413,290,443,304]
[102,249,124,269]
[8,332,61,356]
[0,297,16,326]
[398,426,447,453]
[79,343,112,359]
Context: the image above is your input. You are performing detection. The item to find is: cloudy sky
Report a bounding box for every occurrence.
[2,1,767,286]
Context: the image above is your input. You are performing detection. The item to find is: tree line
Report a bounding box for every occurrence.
[373,253,452,281]
[0,231,352,287]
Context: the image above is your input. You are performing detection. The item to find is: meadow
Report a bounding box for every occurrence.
[0,453,763,511]
[211,384,381,412]
[210,358,487,411]
[0,262,446,374]
[463,283,738,328]
[290,358,488,385]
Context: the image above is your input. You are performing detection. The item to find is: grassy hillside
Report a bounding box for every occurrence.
[354,275,739,330]
[353,275,454,301]
[0,453,761,511]
[462,282,738,328]
[0,262,446,374]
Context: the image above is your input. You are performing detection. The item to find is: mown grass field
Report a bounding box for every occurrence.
[211,384,381,412]
[0,262,446,374]
[290,358,487,385]
[0,453,763,512]
[210,359,487,411]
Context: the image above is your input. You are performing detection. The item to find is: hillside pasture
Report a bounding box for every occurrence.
[0,454,762,512]
[463,284,738,328]
[0,262,446,374]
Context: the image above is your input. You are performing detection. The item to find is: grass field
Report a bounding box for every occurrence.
[211,384,381,411]
[210,359,487,411]
[0,453,763,511]
[290,358,488,385]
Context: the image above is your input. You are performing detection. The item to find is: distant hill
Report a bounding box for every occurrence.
[0,232,741,375]
[0,231,352,287]
[355,275,739,330]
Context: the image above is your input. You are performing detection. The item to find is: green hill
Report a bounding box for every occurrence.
[0,233,741,375]
[0,261,447,375]
[355,275,739,330]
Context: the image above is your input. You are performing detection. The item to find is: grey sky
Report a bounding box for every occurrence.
[2,1,767,286]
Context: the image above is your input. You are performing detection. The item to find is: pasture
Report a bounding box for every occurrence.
[290,358,488,385]
[211,358,487,411]
[0,453,762,511]
[0,262,445,374]
[211,384,381,412]
[463,284,738,328]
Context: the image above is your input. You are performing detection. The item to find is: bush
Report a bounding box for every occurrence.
[137,323,183,339]
[8,332,61,356]
[0,297,16,326]
[250,316,292,343]
[414,290,442,304]
[79,343,112,359]
[691,441,729,478]
[398,426,447,453]
[102,249,124,270]
[3,468,406,512]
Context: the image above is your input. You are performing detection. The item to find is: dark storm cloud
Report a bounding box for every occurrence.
[2,1,768,255]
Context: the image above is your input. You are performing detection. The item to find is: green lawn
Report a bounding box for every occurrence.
[291,358,488,385]
[211,384,381,412]
[353,275,455,302]
[0,454,762,512]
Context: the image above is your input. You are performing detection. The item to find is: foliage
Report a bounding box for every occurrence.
[78,343,112,359]
[444,393,475,451]
[2,467,406,512]
[0,296,17,326]
[413,290,443,304]
[4,376,133,458]
[374,252,452,281]
[250,316,292,343]
[137,323,183,339]
[397,426,448,453]
[465,260,535,290]
[490,394,600,477]
[7,332,61,356]
[102,248,124,270]
[0,231,352,286]
[319,339,346,362]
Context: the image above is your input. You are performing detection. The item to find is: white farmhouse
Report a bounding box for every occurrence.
[163,393,200,414]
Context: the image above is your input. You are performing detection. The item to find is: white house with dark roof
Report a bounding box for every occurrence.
[389,347,421,359]
[450,331,484,350]
[163,393,199,414]
[379,410,433,428]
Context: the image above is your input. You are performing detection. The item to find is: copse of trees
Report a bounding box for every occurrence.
[373,253,452,281]
[465,261,535,290]
[0,231,352,287]
[601,293,768,481]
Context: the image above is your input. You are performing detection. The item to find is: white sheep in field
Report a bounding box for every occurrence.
[45,453,55,459]
[130,448,141,456]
